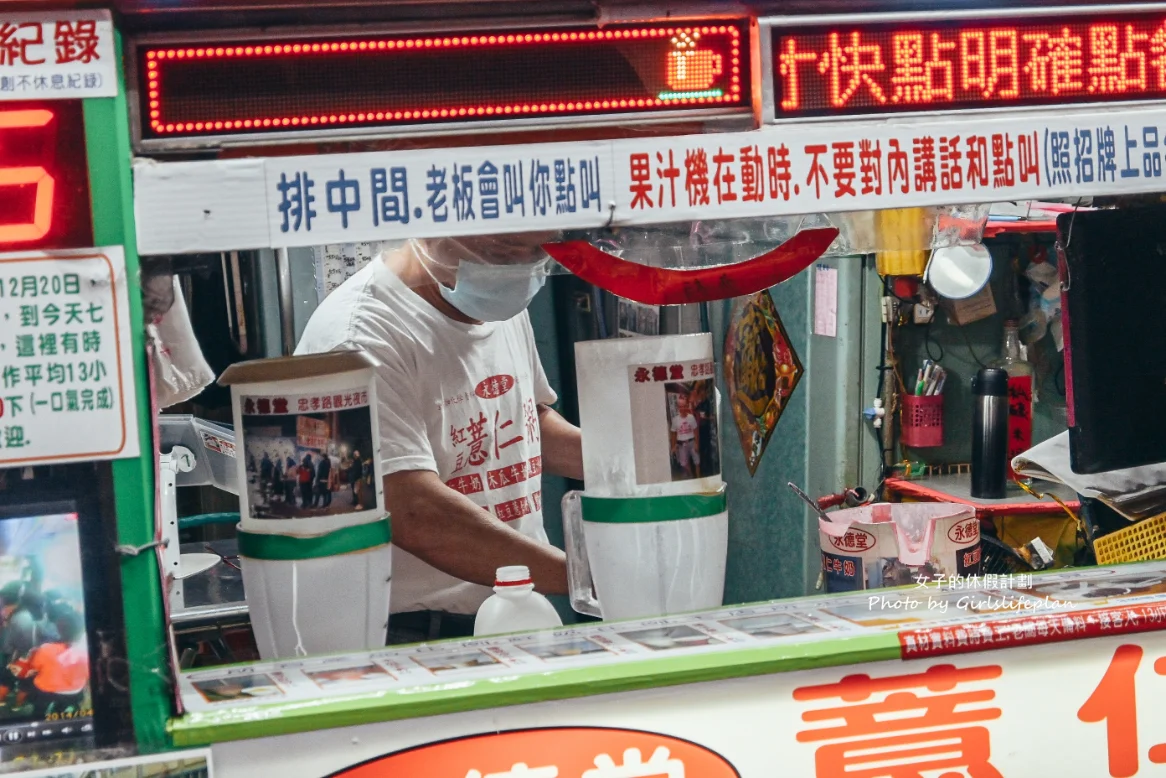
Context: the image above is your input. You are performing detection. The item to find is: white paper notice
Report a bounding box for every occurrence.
[0,10,117,100]
[0,247,140,467]
[813,264,838,338]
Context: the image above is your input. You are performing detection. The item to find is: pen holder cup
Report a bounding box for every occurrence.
[901,393,944,448]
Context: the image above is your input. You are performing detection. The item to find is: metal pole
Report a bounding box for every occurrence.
[275,247,296,356]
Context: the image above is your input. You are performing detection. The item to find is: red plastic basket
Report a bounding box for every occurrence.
[901,393,944,448]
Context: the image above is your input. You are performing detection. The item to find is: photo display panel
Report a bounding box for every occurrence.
[138,21,749,143]
[772,11,1166,118]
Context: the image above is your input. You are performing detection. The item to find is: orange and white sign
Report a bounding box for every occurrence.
[211,630,1166,778]
[0,247,139,466]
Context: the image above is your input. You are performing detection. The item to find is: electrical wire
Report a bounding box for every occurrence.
[958,324,990,369]
[923,322,945,363]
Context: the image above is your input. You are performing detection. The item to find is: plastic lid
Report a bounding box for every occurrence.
[972,368,1009,396]
[495,565,533,587]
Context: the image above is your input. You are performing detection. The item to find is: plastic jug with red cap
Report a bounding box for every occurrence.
[473,565,563,637]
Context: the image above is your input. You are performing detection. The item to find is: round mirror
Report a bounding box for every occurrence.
[925,244,993,300]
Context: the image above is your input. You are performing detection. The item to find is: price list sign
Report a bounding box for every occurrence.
[0,247,138,466]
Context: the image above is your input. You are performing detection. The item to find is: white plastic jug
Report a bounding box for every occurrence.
[474,566,563,636]
[561,487,728,622]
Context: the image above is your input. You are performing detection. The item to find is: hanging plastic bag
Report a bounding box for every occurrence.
[148,275,214,408]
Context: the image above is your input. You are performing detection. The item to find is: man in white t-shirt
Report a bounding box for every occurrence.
[295,234,583,643]
[670,395,701,479]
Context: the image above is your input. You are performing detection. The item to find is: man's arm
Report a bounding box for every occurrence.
[386,470,568,594]
[538,405,584,481]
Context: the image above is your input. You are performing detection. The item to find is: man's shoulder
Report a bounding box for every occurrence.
[298,274,420,356]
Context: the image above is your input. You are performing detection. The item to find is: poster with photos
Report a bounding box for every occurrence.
[627,360,721,486]
[617,299,660,338]
[240,390,378,520]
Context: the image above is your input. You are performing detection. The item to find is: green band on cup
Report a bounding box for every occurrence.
[237,518,391,561]
[580,487,727,524]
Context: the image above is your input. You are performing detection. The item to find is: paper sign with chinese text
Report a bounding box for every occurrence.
[0,11,116,100]
[0,247,139,466]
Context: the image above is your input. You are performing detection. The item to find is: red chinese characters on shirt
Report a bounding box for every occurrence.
[795,663,1004,778]
[447,382,545,523]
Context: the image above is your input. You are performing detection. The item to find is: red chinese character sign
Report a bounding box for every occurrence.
[0,11,115,100]
[723,290,802,476]
[771,11,1166,119]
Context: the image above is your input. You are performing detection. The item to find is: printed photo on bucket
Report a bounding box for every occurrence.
[665,379,720,483]
[241,394,377,520]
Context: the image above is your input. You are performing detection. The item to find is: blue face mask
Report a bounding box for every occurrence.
[438,259,549,322]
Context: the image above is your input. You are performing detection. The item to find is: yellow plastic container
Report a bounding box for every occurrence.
[875,207,933,277]
[1094,513,1166,565]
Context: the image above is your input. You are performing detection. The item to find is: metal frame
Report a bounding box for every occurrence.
[126,15,755,153]
[759,3,1166,126]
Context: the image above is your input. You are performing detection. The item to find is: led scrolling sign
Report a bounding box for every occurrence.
[137,22,747,143]
[772,11,1166,118]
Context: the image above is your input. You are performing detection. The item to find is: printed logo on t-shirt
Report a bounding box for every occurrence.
[447,389,543,522]
[474,374,515,399]
[671,413,698,440]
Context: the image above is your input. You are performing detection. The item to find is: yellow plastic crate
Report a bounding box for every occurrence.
[1094,513,1166,565]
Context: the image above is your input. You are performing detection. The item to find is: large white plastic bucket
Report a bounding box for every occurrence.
[562,488,728,622]
[238,520,392,660]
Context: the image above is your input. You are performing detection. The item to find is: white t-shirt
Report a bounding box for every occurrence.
[671,413,698,441]
[294,256,557,615]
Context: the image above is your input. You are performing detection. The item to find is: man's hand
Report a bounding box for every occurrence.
[385,470,568,594]
[538,405,583,481]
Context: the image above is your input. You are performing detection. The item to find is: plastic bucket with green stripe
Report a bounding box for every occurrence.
[561,486,727,622]
[238,519,391,660]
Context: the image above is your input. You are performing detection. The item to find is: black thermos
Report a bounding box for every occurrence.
[971,368,1009,499]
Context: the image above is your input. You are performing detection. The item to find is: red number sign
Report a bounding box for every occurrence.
[0,101,91,252]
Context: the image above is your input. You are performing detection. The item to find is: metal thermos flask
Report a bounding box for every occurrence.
[971,368,1009,499]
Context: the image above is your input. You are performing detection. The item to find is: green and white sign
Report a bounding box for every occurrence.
[0,246,139,466]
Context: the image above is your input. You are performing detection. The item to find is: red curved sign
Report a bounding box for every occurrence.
[327,727,740,778]
[542,227,838,305]
[828,527,876,552]
[475,374,516,399]
[948,518,980,544]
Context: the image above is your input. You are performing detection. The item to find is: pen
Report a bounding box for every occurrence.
[933,373,947,396]
[916,368,925,396]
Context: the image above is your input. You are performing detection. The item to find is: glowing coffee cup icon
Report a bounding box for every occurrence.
[665,31,722,93]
